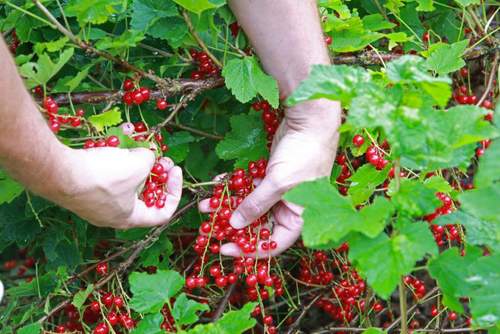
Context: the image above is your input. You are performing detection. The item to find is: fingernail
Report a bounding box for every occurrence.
[230,211,246,229]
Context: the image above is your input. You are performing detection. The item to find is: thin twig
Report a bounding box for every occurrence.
[286,293,325,334]
[182,10,223,68]
[476,51,499,106]
[211,283,237,321]
[312,327,479,333]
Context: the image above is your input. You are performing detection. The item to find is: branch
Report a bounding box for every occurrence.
[286,293,325,334]
[332,45,499,66]
[211,283,237,321]
[37,77,223,106]
[477,50,499,106]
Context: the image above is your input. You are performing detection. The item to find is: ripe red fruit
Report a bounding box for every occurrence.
[263,315,274,325]
[123,79,135,91]
[156,99,168,110]
[352,134,365,147]
[422,31,430,42]
[93,322,109,334]
[132,90,144,105]
[90,301,100,313]
[106,136,120,147]
[325,36,333,45]
[107,311,119,326]
[482,99,493,109]
[246,274,258,287]
[55,325,66,333]
[448,311,458,321]
[460,67,469,78]
[96,262,108,276]
[373,302,383,312]
[113,296,124,308]
[140,87,150,101]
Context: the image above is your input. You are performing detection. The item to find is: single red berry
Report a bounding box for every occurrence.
[96,262,108,276]
[448,311,458,321]
[139,87,150,101]
[482,99,493,109]
[93,322,109,334]
[325,36,333,45]
[263,315,273,325]
[90,301,100,313]
[123,79,135,91]
[246,274,258,287]
[156,99,168,110]
[113,296,124,308]
[352,134,365,147]
[55,325,66,333]
[422,31,430,42]
[106,136,120,147]
[132,90,144,105]
[101,292,114,308]
[460,68,469,78]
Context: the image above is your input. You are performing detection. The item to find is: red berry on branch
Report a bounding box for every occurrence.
[156,99,168,110]
[352,134,365,147]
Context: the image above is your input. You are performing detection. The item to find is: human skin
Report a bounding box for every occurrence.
[199,0,342,256]
[0,37,182,229]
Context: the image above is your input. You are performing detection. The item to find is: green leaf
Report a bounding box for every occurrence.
[459,187,500,224]
[20,48,74,88]
[388,178,441,216]
[284,178,394,248]
[347,164,390,205]
[385,32,412,50]
[362,14,396,31]
[172,293,210,326]
[328,16,384,52]
[146,16,189,48]
[165,131,196,163]
[349,220,437,299]
[453,0,480,7]
[287,64,371,106]
[0,170,24,205]
[423,175,453,193]
[428,247,482,312]
[18,323,41,334]
[33,37,69,54]
[222,56,279,108]
[65,0,122,26]
[131,0,178,31]
[129,270,184,314]
[475,140,500,188]
[215,111,268,169]
[88,108,123,132]
[416,0,435,11]
[139,236,173,267]
[132,313,164,334]
[95,31,145,54]
[72,284,94,309]
[7,272,58,298]
[363,328,386,334]
[172,0,224,15]
[426,40,469,75]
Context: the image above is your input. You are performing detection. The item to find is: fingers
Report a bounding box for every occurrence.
[128,148,156,183]
[220,203,303,258]
[125,165,183,228]
[229,177,281,229]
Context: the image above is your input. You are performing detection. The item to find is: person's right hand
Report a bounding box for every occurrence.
[52,147,183,229]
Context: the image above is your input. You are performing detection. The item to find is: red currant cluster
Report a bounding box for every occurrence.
[424,193,461,247]
[365,145,390,170]
[83,135,120,149]
[53,293,133,334]
[252,100,283,148]
[2,248,36,281]
[122,80,151,106]
[404,275,426,300]
[43,97,84,133]
[140,161,169,208]
[189,50,220,80]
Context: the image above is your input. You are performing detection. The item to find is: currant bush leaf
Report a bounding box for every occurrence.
[132,313,164,334]
[165,131,197,163]
[88,108,123,132]
[284,178,394,248]
[172,293,210,326]
[349,219,436,299]
[129,270,184,314]
[287,64,371,106]
[222,56,279,108]
[131,0,178,31]
[72,284,94,310]
[65,0,122,26]
[388,178,441,217]
[18,323,41,334]
[215,111,268,169]
[19,48,74,88]
[95,31,145,54]
[0,170,24,205]
[347,164,390,205]
[172,0,224,15]
[180,302,257,334]
[426,39,469,75]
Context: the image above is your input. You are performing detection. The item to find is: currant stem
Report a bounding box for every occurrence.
[399,278,409,334]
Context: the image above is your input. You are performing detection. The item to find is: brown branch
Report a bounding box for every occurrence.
[332,45,499,66]
[169,123,223,140]
[37,77,223,106]
[211,283,237,321]
[477,51,499,106]
[36,200,197,325]
[286,293,325,334]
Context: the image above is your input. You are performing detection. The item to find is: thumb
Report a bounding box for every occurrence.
[230,176,281,229]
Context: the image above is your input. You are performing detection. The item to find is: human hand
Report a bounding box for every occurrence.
[200,99,341,257]
[52,147,182,229]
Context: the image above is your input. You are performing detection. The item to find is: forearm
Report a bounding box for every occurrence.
[229,0,330,97]
[0,37,70,200]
